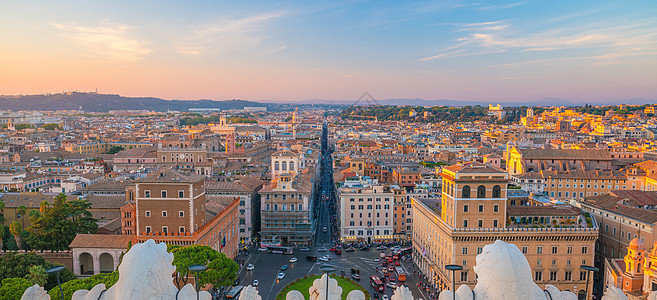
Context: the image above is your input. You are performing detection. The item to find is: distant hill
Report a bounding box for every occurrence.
[0,92,270,112]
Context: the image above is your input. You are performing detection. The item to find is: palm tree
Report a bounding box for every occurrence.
[0,226,5,250]
[25,265,47,286]
[9,221,22,250]
[17,205,27,228]
[0,201,5,226]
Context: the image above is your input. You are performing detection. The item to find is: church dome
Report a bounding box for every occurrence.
[629,237,645,250]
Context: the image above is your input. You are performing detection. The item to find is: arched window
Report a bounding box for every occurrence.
[282,161,287,171]
[492,185,501,198]
[289,161,295,171]
[462,185,471,198]
[477,185,486,198]
[274,161,279,171]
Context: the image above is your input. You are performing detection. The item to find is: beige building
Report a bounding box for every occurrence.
[338,177,395,242]
[507,147,613,175]
[577,190,657,262]
[413,162,598,295]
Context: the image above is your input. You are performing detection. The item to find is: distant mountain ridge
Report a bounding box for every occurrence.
[0,92,268,112]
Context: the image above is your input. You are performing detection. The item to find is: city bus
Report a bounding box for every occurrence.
[225,286,244,298]
[267,246,293,254]
[370,276,384,292]
[395,267,406,282]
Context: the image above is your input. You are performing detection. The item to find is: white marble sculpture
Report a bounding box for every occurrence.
[21,284,50,300]
[390,285,414,300]
[282,273,366,300]
[20,239,211,300]
[309,274,343,300]
[439,240,578,300]
[601,286,628,300]
[238,285,262,300]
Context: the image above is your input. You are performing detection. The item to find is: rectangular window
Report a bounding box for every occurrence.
[564,271,572,281]
[463,219,468,227]
[146,226,151,233]
[477,247,483,254]
[478,219,483,227]
[460,271,468,282]
[462,247,468,255]
[567,246,573,254]
[535,271,542,281]
[552,246,558,254]
[145,190,151,198]
[463,205,469,212]
[161,190,167,198]
[179,211,184,217]
[162,226,168,234]
[178,190,184,198]
[580,271,587,281]
[582,246,588,254]
[550,271,557,281]
[478,205,483,212]
[145,210,151,217]
[493,205,499,212]
[522,246,528,254]
[493,219,498,227]
[179,226,185,233]
[537,246,543,254]
[162,211,167,217]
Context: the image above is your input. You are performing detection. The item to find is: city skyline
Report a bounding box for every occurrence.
[1,0,656,103]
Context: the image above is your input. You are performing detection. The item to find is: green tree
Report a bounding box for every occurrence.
[15,123,32,130]
[168,244,238,292]
[25,265,47,286]
[106,145,125,154]
[43,123,61,130]
[0,201,5,226]
[17,205,27,228]
[0,226,4,250]
[47,271,118,300]
[9,221,22,250]
[0,252,75,290]
[0,277,32,299]
[26,193,98,251]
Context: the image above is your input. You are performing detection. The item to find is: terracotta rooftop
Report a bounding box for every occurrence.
[69,234,136,249]
[518,148,612,160]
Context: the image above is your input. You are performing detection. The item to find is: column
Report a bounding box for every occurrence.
[73,252,80,275]
[93,253,101,275]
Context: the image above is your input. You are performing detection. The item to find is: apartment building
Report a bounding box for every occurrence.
[576,190,657,263]
[413,162,598,294]
[120,169,239,258]
[338,176,395,242]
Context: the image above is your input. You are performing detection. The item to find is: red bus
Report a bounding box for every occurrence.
[370,276,384,292]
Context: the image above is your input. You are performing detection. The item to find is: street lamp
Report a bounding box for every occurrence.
[580,265,599,300]
[445,265,463,300]
[319,265,337,300]
[46,265,65,300]
[189,264,207,300]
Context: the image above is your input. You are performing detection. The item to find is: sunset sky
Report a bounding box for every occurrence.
[1,0,656,103]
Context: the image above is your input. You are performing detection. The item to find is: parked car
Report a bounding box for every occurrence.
[258,247,268,252]
[329,247,336,252]
[345,247,355,252]
[323,227,327,232]
[289,257,298,263]
[335,249,342,255]
[299,247,310,252]
[383,295,389,300]
[318,247,327,252]
[246,264,254,271]
[376,246,387,250]
[386,282,397,289]
[351,267,360,274]
[281,265,289,271]
[352,273,361,280]
[253,280,259,287]
[319,256,329,262]
[277,272,285,280]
